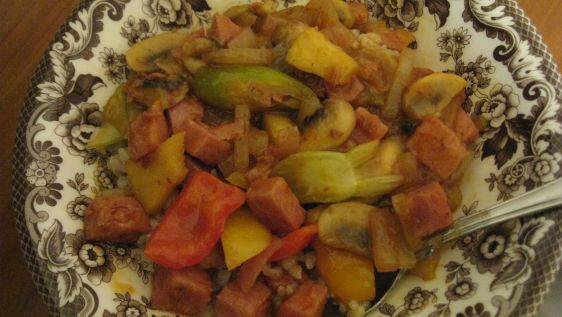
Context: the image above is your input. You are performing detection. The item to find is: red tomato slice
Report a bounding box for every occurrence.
[269,224,319,262]
[145,171,246,269]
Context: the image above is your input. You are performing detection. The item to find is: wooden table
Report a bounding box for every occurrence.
[0,1,560,316]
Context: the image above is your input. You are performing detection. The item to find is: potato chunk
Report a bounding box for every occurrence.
[125,133,188,214]
[286,28,359,85]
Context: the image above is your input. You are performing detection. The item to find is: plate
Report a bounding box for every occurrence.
[12,0,562,316]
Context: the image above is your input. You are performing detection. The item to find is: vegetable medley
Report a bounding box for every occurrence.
[85,0,479,316]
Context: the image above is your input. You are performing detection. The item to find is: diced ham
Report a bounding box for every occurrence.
[247,177,305,235]
[128,106,169,161]
[321,23,357,52]
[182,120,233,165]
[213,121,245,140]
[215,281,272,317]
[326,76,365,102]
[453,109,478,144]
[197,244,225,270]
[257,14,287,36]
[84,195,150,243]
[276,280,328,317]
[394,182,453,238]
[350,3,369,26]
[151,266,212,315]
[167,97,204,133]
[369,207,416,272]
[352,107,389,143]
[360,21,415,52]
[237,237,283,292]
[210,15,243,46]
[407,115,468,179]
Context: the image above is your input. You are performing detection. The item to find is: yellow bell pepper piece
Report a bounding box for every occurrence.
[125,133,188,215]
[221,208,272,270]
[314,241,375,302]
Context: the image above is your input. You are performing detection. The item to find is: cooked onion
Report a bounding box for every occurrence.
[383,48,414,120]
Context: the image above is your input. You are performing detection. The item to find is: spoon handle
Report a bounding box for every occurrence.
[418,179,562,258]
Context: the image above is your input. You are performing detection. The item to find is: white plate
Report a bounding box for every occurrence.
[12,0,562,316]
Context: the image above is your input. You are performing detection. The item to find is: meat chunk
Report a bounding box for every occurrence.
[128,106,169,161]
[84,195,149,242]
[247,177,305,235]
[182,120,233,165]
[326,76,365,102]
[84,195,150,243]
[349,3,369,26]
[210,14,243,46]
[407,115,468,178]
[215,281,272,317]
[276,280,328,317]
[352,107,388,142]
[393,182,453,238]
[168,97,204,133]
[151,266,212,315]
[453,109,478,144]
[369,207,416,272]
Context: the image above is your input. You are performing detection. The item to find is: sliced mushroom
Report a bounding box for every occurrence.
[317,202,373,257]
[403,72,467,120]
[300,99,356,151]
[126,31,190,73]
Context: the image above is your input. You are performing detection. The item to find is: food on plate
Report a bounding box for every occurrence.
[85,0,479,315]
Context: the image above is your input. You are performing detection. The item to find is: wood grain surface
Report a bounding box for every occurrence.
[0,1,559,316]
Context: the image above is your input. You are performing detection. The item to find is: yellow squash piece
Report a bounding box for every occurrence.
[221,208,272,270]
[286,27,359,85]
[403,73,467,120]
[314,241,376,303]
[125,133,188,215]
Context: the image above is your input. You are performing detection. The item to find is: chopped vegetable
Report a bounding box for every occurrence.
[274,140,403,203]
[317,202,373,257]
[203,48,275,65]
[221,208,272,270]
[314,241,376,303]
[125,133,188,215]
[87,123,125,150]
[383,48,414,119]
[403,73,467,120]
[286,27,359,85]
[369,207,416,272]
[237,237,282,292]
[126,31,190,72]
[269,224,319,261]
[191,65,321,123]
[144,172,246,268]
[233,104,251,172]
[299,99,356,151]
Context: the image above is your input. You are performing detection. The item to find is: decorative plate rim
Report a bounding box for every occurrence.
[11,0,562,316]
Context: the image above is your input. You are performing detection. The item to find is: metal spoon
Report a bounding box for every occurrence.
[367,179,562,313]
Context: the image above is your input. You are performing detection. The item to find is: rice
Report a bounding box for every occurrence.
[280,256,302,279]
[262,263,283,279]
[338,300,370,317]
